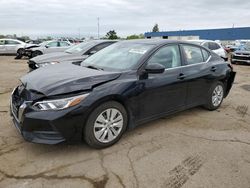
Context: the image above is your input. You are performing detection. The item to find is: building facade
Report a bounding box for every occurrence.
[144,27,250,41]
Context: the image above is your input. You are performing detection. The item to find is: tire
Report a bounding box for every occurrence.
[31,50,42,58]
[203,81,225,111]
[15,48,24,59]
[84,101,127,149]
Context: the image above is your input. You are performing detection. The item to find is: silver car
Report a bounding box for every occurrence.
[0,38,33,58]
[24,40,72,58]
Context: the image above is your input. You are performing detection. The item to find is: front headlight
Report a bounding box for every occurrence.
[39,61,59,67]
[33,93,89,110]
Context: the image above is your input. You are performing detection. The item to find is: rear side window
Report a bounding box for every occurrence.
[147,45,181,69]
[47,42,58,47]
[202,42,209,48]
[59,42,70,47]
[0,40,4,45]
[182,45,204,65]
[89,42,114,53]
[5,40,20,45]
[202,49,210,61]
[208,42,220,50]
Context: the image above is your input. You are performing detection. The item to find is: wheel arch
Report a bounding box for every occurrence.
[81,94,135,139]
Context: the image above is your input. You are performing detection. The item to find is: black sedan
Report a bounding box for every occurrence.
[27,40,117,71]
[10,40,236,148]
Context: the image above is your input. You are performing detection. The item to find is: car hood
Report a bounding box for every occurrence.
[25,44,40,49]
[21,63,121,96]
[234,50,250,54]
[31,52,86,64]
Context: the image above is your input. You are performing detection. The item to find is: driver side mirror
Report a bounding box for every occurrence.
[145,63,165,74]
[45,45,49,48]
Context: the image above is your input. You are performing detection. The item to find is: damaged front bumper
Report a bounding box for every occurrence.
[9,87,86,144]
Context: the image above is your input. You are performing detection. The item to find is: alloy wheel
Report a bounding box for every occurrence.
[93,108,124,143]
[212,85,224,107]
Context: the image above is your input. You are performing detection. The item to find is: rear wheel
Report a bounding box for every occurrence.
[31,50,42,58]
[84,101,127,149]
[203,82,224,110]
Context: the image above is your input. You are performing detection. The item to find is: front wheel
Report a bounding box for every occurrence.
[84,101,127,149]
[31,50,43,58]
[15,48,24,59]
[203,82,225,110]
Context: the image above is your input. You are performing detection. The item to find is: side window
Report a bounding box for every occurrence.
[208,42,220,50]
[0,40,4,45]
[202,49,210,61]
[182,45,204,65]
[47,42,58,47]
[90,42,113,53]
[203,42,209,48]
[5,40,20,45]
[59,42,70,47]
[147,45,181,69]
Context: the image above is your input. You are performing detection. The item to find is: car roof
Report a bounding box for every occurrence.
[188,39,216,43]
[84,39,118,44]
[118,39,203,46]
[0,38,24,42]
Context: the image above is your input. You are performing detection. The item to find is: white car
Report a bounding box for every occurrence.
[0,38,34,59]
[189,40,228,61]
[25,40,72,58]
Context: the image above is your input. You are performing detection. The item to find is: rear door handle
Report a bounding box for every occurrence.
[211,66,217,72]
[178,73,186,80]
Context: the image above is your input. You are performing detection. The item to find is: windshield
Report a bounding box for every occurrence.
[243,42,250,51]
[81,42,154,71]
[65,41,96,54]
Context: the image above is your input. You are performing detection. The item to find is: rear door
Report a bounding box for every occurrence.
[44,41,60,54]
[135,44,187,122]
[5,40,20,54]
[59,41,71,51]
[180,44,214,107]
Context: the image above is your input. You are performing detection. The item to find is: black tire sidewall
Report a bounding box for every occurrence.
[15,48,24,59]
[84,101,128,149]
[205,81,225,110]
[32,51,42,58]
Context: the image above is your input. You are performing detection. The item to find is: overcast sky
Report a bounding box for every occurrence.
[0,0,250,38]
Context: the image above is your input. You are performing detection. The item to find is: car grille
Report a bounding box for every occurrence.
[28,60,38,70]
[235,53,250,56]
[11,85,26,121]
[233,55,250,61]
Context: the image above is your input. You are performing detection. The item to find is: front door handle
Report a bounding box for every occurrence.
[211,66,217,72]
[178,73,186,80]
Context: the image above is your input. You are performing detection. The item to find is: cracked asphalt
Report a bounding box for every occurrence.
[0,56,250,188]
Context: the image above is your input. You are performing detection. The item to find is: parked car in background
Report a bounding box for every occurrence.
[23,40,72,58]
[10,40,236,148]
[189,40,228,61]
[0,38,35,59]
[231,42,250,64]
[25,40,43,45]
[27,40,117,70]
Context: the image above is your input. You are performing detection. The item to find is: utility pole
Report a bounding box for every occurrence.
[97,17,100,39]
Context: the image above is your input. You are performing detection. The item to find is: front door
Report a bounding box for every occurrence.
[135,44,187,122]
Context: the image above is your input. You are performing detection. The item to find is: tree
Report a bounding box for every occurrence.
[126,34,144,40]
[45,36,53,40]
[152,24,159,32]
[105,30,119,40]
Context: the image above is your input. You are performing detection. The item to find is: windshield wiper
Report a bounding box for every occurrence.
[85,65,104,71]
